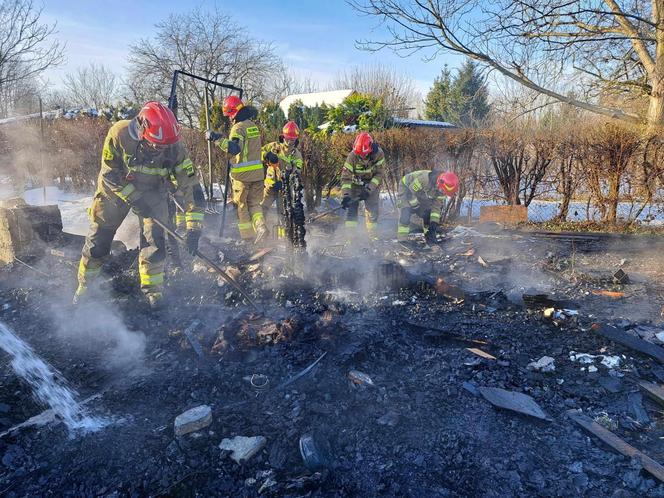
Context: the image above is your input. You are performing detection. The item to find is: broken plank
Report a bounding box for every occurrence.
[639,381,664,407]
[479,387,552,421]
[567,409,664,483]
[246,247,273,264]
[404,321,487,346]
[467,348,496,360]
[592,324,664,364]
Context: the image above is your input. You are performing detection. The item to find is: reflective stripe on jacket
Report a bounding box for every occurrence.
[340,147,385,196]
[399,170,447,222]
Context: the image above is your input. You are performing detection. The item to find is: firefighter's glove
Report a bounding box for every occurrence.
[185,230,201,256]
[128,196,153,219]
[227,139,241,155]
[341,195,351,209]
[273,180,283,191]
[425,222,439,245]
[205,130,222,142]
[359,187,371,201]
[265,151,279,165]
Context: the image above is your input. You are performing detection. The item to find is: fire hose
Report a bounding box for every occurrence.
[149,216,261,312]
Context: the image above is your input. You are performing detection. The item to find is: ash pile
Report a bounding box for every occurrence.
[2,217,664,497]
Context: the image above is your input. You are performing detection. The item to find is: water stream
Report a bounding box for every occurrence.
[0,320,106,433]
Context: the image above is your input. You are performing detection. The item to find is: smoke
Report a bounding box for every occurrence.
[51,299,147,374]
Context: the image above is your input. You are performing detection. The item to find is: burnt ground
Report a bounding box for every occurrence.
[2,219,664,497]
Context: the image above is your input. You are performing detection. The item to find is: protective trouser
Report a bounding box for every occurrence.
[78,188,169,298]
[261,185,286,239]
[171,191,187,233]
[397,204,432,241]
[345,185,380,234]
[232,179,266,239]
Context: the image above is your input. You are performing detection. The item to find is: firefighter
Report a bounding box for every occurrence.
[206,96,267,243]
[74,101,204,307]
[397,170,459,244]
[340,132,385,235]
[260,121,304,238]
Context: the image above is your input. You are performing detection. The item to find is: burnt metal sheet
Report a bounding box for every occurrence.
[478,387,552,421]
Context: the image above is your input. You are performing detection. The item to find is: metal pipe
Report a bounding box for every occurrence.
[219,160,232,237]
[149,216,260,312]
[204,86,214,201]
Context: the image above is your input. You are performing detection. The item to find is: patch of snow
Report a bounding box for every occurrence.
[19,186,139,248]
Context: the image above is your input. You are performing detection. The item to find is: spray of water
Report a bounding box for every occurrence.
[0,320,107,434]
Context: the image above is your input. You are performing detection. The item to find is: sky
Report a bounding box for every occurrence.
[40,0,462,98]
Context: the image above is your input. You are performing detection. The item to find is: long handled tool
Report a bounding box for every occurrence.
[149,216,261,312]
[203,86,214,202]
[306,205,344,224]
[219,159,232,237]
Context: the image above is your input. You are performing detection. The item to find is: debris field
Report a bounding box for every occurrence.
[2,221,664,497]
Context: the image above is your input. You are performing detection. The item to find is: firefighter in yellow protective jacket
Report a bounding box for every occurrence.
[260,121,304,238]
[74,101,204,307]
[397,170,459,244]
[340,132,385,235]
[206,96,267,243]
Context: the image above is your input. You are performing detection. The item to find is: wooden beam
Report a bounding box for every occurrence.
[567,409,664,483]
[592,324,664,364]
[639,381,664,407]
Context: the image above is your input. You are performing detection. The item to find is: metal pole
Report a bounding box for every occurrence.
[219,160,232,237]
[38,96,46,203]
[149,216,260,312]
[204,86,214,202]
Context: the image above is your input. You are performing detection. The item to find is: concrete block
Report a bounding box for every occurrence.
[0,198,63,266]
[174,405,212,437]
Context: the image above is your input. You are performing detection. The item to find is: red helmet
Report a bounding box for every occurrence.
[223,95,244,119]
[353,132,374,158]
[282,121,299,140]
[137,101,180,145]
[437,171,459,197]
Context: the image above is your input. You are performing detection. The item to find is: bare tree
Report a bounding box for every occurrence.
[127,6,280,127]
[0,0,64,117]
[333,63,417,116]
[63,63,119,109]
[349,0,664,132]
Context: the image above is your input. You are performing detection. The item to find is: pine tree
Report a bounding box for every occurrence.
[258,101,286,131]
[424,60,490,127]
[424,66,456,123]
[454,60,490,126]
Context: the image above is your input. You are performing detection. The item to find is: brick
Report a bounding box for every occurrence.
[479,205,527,225]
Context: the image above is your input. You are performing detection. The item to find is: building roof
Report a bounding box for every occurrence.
[392,117,457,129]
[279,89,356,115]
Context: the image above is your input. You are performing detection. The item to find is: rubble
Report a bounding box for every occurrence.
[527,356,555,372]
[219,436,267,464]
[348,369,375,387]
[613,269,629,285]
[299,433,331,471]
[182,320,203,358]
[174,405,212,437]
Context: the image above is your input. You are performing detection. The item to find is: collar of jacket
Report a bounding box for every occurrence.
[233,105,258,123]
